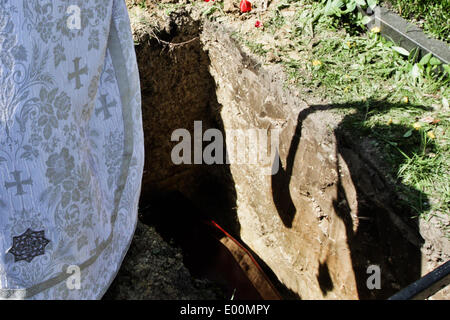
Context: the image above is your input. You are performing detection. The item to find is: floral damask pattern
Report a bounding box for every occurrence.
[0,0,144,299]
[23,0,108,68]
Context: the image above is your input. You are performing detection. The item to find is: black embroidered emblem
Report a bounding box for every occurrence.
[8,229,50,263]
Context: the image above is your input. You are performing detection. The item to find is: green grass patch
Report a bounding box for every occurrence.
[233,0,449,234]
[308,0,449,41]
[381,0,450,42]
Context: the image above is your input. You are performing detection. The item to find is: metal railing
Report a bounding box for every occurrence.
[388,260,450,300]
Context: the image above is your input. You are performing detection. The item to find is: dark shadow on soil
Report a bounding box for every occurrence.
[139,191,262,300]
[135,16,299,300]
[318,260,334,295]
[135,15,241,235]
[272,100,430,299]
[131,11,427,300]
[140,191,300,300]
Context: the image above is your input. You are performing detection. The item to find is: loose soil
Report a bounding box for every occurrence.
[105,0,449,300]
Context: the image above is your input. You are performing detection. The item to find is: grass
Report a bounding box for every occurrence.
[134,0,448,234]
[224,0,450,234]
[309,0,449,41]
[380,0,450,42]
[137,0,148,9]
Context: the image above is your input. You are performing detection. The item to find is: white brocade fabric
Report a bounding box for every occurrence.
[0,0,144,299]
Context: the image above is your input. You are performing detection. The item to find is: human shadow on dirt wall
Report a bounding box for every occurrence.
[272,100,429,299]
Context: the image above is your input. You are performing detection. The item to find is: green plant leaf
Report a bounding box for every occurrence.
[411,63,422,79]
[408,47,420,63]
[443,97,449,110]
[323,0,344,16]
[429,57,441,65]
[392,46,409,56]
[443,64,450,75]
[403,129,413,138]
[367,0,377,9]
[419,52,432,66]
[361,15,372,25]
[346,2,357,12]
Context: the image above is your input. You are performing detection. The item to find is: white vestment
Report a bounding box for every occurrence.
[0,0,144,299]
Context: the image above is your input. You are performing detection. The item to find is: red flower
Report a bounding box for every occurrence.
[240,0,252,13]
[255,20,262,28]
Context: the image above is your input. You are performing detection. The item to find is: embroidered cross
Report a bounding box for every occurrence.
[68,57,88,89]
[8,229,50,263]
[95,94,117,120]
[4,170,32,196]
